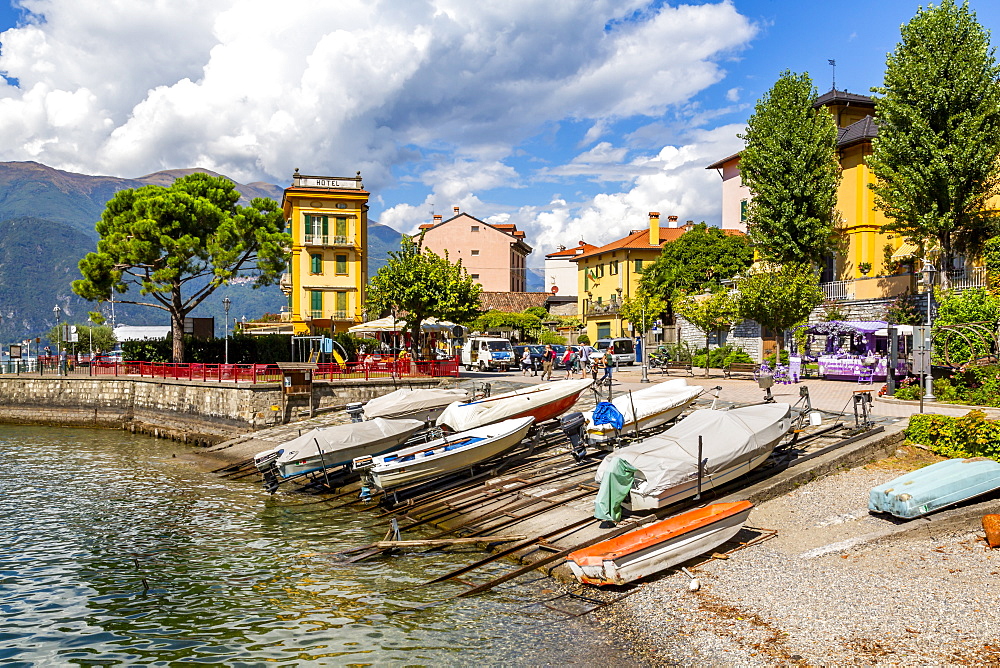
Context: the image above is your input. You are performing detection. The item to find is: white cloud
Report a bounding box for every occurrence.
[726,87,741,102]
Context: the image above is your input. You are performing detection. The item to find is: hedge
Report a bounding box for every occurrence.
[905,410,1000,461]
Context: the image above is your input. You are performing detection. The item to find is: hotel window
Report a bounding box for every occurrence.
[335,291,348,314]
[471,250,480,256]
[310,290,323,317]
[310,254,322,274]
[635,259,644,273]
[335,254,348,274]
[471,225,480,232]
[609,261,619,275]
[305,215,328,242]
[595,264,605,278]
[335,217,348,241]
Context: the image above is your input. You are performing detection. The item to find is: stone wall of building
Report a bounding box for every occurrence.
[676,316,764,362]
[0,376,447,445]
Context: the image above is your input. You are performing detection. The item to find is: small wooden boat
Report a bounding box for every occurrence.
[362,387,470,422]
[254,418,426,483]
[584,379,703,446]
[868,457,1000,519]
[568,501,754,586]
[436,380,592,432]
[358,417,535,491]
[595,404,791,514]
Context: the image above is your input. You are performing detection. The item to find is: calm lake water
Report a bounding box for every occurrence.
[0,425,639,667]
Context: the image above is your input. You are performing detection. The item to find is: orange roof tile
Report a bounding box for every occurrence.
[546,241,598,258]
[479,292,550,312]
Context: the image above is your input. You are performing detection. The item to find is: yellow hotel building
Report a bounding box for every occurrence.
[281,169,369,335]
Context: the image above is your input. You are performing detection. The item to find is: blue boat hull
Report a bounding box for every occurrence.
[869,457,1000,519]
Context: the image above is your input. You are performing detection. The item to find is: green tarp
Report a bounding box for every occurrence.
[594,457,637,523]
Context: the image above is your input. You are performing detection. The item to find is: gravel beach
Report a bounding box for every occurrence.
[601,448,1000,666]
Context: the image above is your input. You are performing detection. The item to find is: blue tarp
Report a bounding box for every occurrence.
[592,401,625,430]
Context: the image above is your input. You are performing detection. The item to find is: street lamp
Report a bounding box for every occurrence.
[921,258,937,401]
[53,305,62,375]
[222,296,232,364]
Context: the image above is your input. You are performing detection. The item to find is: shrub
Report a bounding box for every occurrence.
[692,345,752,369]
[763,350,790,366]
[576,334,591,345]
[905,410,1000,461]
[893,376,923,401]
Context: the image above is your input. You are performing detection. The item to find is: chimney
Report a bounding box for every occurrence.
[453,206,460,215]
[667,215,679,227]
[433,214,442,224]
[648,212,660,246]
[683,220,694,231]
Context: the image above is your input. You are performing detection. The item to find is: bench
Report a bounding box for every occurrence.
[660,361,693,376]
[723,362,759,379]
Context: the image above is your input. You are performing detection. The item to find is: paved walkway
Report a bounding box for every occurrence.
[460,364,983,420]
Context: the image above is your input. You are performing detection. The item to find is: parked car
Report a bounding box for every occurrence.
[595,337,636,366]
[514,344,544,372]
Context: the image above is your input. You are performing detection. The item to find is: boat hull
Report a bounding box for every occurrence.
[568,501,753,586]
[868,457,1000,519]
[624,449,774,511]
[369,417,535,490]
[277,430,420,479]
[436,380,592,431]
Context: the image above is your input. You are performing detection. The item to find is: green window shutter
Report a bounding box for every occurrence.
[635,259,643,273]
[336,217,347,237]
[311,254,322,273]
[740,199,748,222]
[311,290,323,313]
[322,216,329,236]
[336,254,348,274]
[336,291,347,311]
[584,269,589,291]
[304,215,312,237]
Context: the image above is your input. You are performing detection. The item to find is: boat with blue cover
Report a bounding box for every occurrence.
[357,416,536,491]
[868,457,1000,519]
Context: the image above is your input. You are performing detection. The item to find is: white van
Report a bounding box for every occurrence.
[462,337,515,371]
[595,337,636,366]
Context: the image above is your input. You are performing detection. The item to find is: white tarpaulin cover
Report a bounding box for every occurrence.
[348,316,456,334]
[437,379,593,432]
[595,404,791,496]
[276,418,425,467]
[585,379,702,427]
[363,388,471,419]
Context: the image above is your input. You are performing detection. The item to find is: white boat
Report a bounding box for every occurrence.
[595,404,791,513]
[568,501,753,586]
[584,379,703,446]
[436,379,592,432]
[254,418,426,481]
[363,387,471,422]
[360,417,535,491]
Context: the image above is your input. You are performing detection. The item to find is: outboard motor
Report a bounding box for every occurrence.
[560,411,588,462]
[345,402,365,423]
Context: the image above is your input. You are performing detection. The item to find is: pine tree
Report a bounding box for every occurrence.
[868,0,1000,288]
[738,70,841,264]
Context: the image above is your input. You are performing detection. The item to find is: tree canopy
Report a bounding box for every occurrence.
[72,173,289,362]
[674,291,741,376]
[736,263,825,357]
[366,235,482,353]
[639,223,752,316]
[619,286,668,335]
[868,0,1000,288]
[738,70,841,264]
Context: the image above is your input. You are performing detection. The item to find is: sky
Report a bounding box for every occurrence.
[1,0,999,268]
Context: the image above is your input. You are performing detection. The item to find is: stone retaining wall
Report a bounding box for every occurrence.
[0,375,449,445]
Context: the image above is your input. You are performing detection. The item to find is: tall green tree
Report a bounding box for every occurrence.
[738,70,841,264]
[366,235,482,355]
[736,263,824,358]
[639,223,752,318]
[674,291,740,376]
[47,323,116,356]
[868,0,1000,289]
[619,286,668,335]
[72,173,289,362]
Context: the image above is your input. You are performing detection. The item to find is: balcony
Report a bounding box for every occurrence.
[948,266,988,292]
[303,234,357,247]
[585,302,621,317]
[820,279,854,301]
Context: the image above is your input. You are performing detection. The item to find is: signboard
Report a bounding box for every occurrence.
[294,175,362,189]
[8,344,21,360]
[913,326,932,349]
[913,349,931,376]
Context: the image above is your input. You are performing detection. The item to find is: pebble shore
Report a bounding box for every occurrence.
[600,450,1000,666]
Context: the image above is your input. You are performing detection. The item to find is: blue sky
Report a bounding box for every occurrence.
[0,0,998,265]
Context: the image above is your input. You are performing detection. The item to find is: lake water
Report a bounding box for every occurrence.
[0,425,639,666]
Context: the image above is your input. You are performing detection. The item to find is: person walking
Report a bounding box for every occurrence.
[579,343,593,379]
[561,346,575,379]
[601,344,615,384]
[521,347,533,376]
[591,350,605,382]
[541,344,555,381]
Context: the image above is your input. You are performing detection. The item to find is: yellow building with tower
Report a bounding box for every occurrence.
[281,169,369,335]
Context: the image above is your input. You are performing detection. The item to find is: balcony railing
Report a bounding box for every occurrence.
[303,234,356,247]
[820,280,854,301]
[949,266,988,292]
[585,302,621,316]
[330,310,352,321]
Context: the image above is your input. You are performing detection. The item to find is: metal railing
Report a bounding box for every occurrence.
[585,303,621,316]
[949,266,988,292]
[303,234,356,246]
[820,280,854,301]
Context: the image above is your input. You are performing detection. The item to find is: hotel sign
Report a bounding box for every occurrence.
[292,173,362,189]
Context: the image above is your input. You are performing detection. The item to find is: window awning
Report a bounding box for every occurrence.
[891,242,919,261]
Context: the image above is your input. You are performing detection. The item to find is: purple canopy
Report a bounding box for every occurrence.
[809,320,887,335]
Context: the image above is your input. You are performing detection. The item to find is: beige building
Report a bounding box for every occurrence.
[418,209,532,292]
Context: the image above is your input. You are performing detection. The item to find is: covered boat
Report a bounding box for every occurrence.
[360,416,535,491]
[436,379,592,432]
[584,379,703,446]
[595,404,791,514]
[568,501,753,586]
[254,418,426,481]
[363,387,471,422]
[868,457,1000,519]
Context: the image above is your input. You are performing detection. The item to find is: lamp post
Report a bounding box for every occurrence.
[921,258,937,401]
[222,296,231,364]
[53,305,62,375]
[639,302,650,383]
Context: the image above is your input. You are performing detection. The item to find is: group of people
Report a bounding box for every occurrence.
[520,343,615,383]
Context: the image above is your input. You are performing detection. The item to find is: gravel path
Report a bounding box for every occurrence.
[601,456,1000,666]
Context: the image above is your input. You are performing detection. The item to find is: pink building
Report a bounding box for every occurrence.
[418,209,532,292]
[705,152,752,233]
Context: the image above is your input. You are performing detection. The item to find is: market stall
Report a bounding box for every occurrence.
[803,320,908,382]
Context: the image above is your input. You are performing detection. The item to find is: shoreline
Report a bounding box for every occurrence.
[599,448,1000,666]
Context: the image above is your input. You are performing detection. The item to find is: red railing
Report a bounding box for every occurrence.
[83,357,460,382]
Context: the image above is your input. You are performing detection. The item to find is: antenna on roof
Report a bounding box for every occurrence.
[828,59,836,91]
